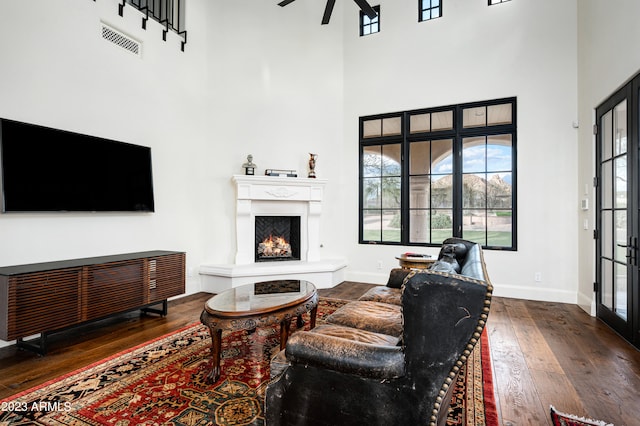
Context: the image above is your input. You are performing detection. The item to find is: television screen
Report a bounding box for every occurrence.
[0,118,155,212]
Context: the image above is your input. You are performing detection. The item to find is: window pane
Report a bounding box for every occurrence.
[602,110,612,160]
[381,177,401,208]
[462,209,486,245]
[362,178,381,208]
[363,210,381,241]
[602,258,613,309]
[382,117,401,136]
[432,110,453,131]
[410,176,430,209]
[602,210,612,258]
[363,119,381,138]
[463,106,486,128]
[362,145,381,177]
[463,174,486,208]
[602,160,612,209]
[410,141,430,174]
[487,103,512,126]
[410,210,430,243]
[615,156,627,208]
[487,135,512,172]
[487,210,512,247]
[463,137,486,173]
[614,100,627,155]
[431,209,453,243]
[431,174,452,208]
[382,210,401,242]
[615,263,627,320]
[382,144,401,176]
[432,139,453,173]
[487,172,512,208]
[410,113,430,133]
[614,210,627,263]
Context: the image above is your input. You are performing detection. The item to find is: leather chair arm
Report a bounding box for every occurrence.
[285,331,405,379]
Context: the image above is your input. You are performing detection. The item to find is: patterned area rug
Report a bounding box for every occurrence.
[0,298,497,425]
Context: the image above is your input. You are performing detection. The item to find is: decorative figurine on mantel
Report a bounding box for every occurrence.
[308,153,317,178]
[242,154,256,175]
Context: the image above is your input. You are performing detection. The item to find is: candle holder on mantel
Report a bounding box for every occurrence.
[308,153,317,178]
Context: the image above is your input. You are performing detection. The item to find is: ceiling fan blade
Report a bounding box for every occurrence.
[278,0,296,6]
[321,0,336,25]
[353,0,377,19]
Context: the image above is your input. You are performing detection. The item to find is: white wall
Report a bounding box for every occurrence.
[340,0,580,303]
[0,0,209,294]
[576,0,640,313]
[200,0,346,264]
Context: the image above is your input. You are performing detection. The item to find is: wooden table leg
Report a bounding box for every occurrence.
[309,306,318,329]
[280,318,292,350]
[207,328,222,383]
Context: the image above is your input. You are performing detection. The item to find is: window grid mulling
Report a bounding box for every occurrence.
[360,6,380,36]
[359,98,517,250]
[420,0,442,22]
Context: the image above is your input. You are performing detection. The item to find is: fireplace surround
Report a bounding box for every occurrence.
[199,175,347,292]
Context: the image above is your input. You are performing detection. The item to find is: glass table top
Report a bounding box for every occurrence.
[205,280,316,317]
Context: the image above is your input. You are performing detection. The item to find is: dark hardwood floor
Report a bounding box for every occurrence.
[0,282,638,425]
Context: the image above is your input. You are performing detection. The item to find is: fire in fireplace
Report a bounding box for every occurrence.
[255,216,301,262]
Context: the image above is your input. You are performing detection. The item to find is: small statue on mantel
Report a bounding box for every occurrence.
[308,153,317,178]
[242,154,256,175]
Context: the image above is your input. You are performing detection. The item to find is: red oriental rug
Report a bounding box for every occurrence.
[0,298,498,425]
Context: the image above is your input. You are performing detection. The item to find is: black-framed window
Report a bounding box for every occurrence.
[359,98,517,250]
[419,0,442,22]
[360,5,380,36]
[488,0,511,5]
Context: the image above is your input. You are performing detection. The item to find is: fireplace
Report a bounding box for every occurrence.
[255,216,301,262]
[199,175,347,292]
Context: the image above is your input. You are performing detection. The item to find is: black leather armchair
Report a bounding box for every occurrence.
[265,238,493,426]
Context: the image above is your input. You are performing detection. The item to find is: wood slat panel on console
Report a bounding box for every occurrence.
[148,253,185,303]
[5,268,82,340]
[83,260,146,322]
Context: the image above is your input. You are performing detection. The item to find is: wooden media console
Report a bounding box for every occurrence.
[0,250,185,354]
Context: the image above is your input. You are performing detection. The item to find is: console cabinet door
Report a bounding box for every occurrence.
[5,268,82,340]
[148,253,186,303]
[82,260,146,321]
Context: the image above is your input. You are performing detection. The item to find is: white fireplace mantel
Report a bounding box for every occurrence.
[199,175,346,292]
[233,175,327,265]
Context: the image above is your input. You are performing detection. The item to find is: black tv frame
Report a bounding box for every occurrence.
[0,118,155,213]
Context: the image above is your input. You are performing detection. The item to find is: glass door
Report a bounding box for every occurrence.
[595,81,638,348]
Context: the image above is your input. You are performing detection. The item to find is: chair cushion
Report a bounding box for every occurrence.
[310,324,400,346]
[325,301,402,337]
[358,286,402,305]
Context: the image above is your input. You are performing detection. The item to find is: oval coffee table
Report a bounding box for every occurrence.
[200,279,318,382]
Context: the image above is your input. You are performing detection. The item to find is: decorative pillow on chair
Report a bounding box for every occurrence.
[386,268,411,288]
[550,406,613,426]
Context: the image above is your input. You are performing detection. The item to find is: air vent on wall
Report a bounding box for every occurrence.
[101,22,141,56]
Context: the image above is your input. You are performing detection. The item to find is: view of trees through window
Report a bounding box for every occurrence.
[360,98,516,250]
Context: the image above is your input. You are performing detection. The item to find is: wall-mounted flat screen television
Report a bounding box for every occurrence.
[0,118,155,212]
